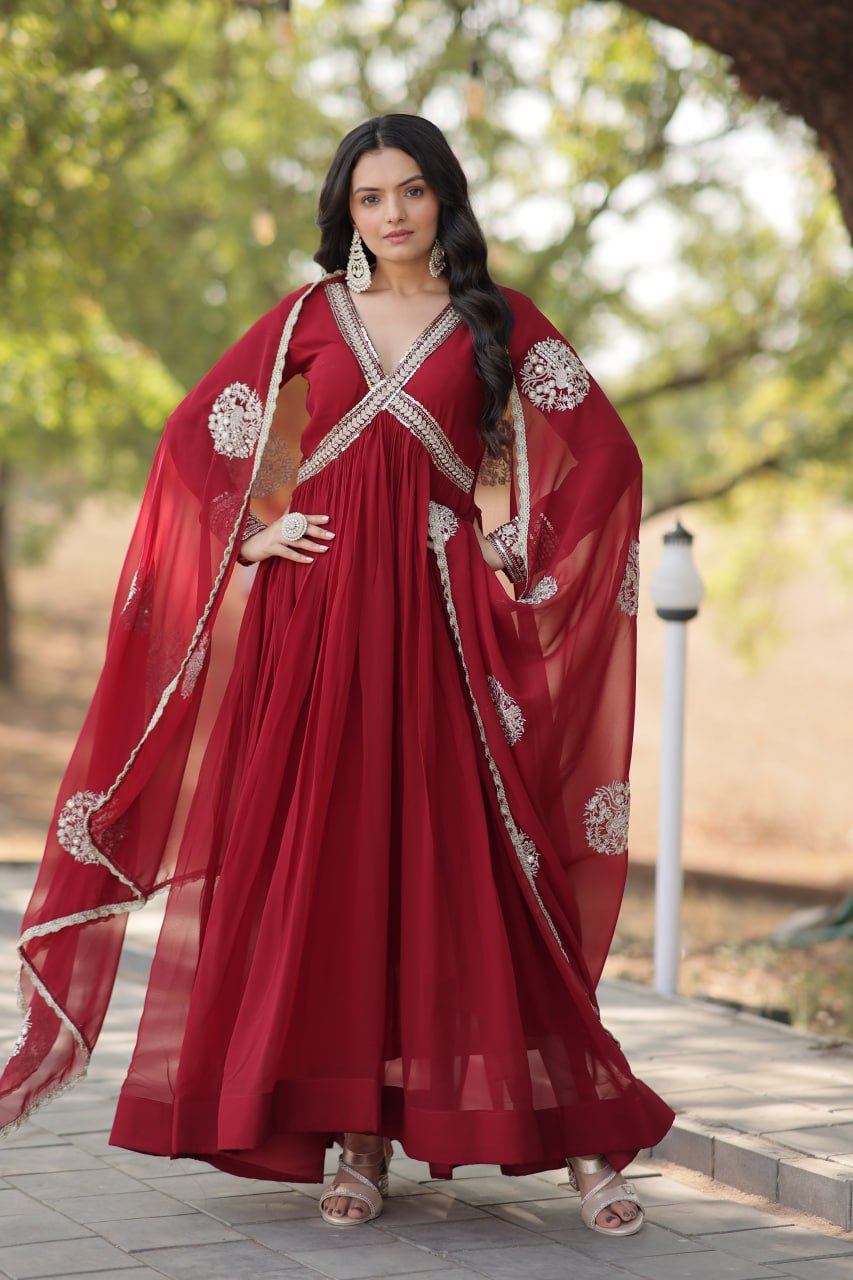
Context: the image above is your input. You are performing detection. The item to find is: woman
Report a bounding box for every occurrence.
[1,115,673,1237]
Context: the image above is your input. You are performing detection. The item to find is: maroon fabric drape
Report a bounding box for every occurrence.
[2,273,672,1179]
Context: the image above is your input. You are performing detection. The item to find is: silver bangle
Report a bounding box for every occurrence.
[279,510,309,543]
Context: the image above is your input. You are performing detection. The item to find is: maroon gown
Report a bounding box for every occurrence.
[3,274,674,1180]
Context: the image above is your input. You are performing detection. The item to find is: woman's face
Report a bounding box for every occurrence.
[349,147,441,270]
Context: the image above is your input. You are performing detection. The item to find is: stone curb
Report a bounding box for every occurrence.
[651,1114,853,1231]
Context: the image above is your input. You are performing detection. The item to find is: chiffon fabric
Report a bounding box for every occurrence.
[1,272,673,1180]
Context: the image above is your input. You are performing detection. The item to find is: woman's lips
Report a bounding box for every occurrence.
[384,231,413,242]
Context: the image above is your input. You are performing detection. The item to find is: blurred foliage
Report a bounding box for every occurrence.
[1,0,851,660]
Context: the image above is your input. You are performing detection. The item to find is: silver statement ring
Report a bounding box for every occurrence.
[279,511,309,543]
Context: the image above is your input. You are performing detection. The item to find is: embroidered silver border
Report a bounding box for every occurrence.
[487,675,526,746]
[302,283,473,493]
[618,541,640,617]
[428,500,575,973]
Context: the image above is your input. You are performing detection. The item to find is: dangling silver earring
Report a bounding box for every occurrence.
[428,239,446,278]
[346,228,372,292]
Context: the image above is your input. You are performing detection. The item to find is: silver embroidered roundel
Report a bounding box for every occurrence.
[520,339,590,412]
[208,382,264,458]
[279,511,308,542]
[583,780,631,856]
[57,789,106,865]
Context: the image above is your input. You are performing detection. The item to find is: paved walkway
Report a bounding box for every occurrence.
[1,864,852,1279]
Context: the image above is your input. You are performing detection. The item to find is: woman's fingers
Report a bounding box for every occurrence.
[280,513,334,563]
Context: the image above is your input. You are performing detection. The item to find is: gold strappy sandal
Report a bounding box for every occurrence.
[319,1136,392,1227]
[567,1155,645,1236]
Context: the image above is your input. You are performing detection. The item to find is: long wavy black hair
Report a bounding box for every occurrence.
[314,115,514,457]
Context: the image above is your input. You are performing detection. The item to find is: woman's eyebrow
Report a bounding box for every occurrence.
[352,173,425,194]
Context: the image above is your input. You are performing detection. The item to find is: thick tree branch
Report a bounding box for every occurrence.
[614,0,853,240]
[642,453,786,520]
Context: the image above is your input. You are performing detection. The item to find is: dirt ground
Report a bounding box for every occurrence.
[2,499,851,1037]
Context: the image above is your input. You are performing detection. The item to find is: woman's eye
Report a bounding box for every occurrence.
[405,186,424,197]
[360,195,379,206]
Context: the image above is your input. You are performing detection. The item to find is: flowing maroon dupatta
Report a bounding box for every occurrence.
[1,274,649,1151]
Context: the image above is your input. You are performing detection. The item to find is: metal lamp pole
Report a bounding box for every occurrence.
[649,522,704,996]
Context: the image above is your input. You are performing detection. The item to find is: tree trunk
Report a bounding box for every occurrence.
[0,459,15,688]
[617,1,853,240]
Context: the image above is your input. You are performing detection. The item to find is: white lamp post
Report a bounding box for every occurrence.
[649,521,704,996]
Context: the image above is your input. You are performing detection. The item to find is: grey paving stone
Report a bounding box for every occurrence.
[619,1252,790,1279]
[34,1107,118,1137]
[142,1171,283,1200]
[103,1151,206,1179]
[733,1103,842,1136]
[0,1126,66,1151]
[385,1172,438,1197]
[775,1262,853,1279]
[194,1190,319,1226]
[96,1211,243,1250]
[0,1189,40,1216]
[377,1272,483,1280]
[7,1167,146,1200]
[623,1174,707,1205]
[66,1129,116,1157]
[243,1218,393,1253]
[652,1115,717,1177]
[135,1240,315,1278]
[476,1196,581,1233]
[0,1206,93,1245]
[423,1175,574,1206]
[769,1126,853,1157]
[647,1199,793,1234]
[0,1144,103,1175]
[714,1226,853,1264]
[0,1235,139,1277]
[377,1214,548,1252]
[442,1244,628,1280]
[379,1192,488,1226]
[714,1132,789,1202]
[544,1221,706,1259]
[283,1242,454,1278]
[56,1190,194,1224]
[778,1158,853,1232]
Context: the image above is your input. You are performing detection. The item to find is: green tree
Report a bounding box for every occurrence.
[1,0,850,684]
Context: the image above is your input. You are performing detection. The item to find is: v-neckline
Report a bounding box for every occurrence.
[341,284,455,381]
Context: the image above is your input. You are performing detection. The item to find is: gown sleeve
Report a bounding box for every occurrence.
[0,277,330,1138]
[434,288,642,992]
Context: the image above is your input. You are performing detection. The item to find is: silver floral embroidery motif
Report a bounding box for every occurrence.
[518,831,541,877]
[430,502,459,544]
[252,434,294,497]
[57,790,107,865]
[520,339,590,412]
[180,633,209,700]
[487,676,526,746]
[583,780,631,856]
[519,575,558,604]
[209,492,243,544]
[9,1007,32,1059]
[618,540,640,616]
[208,382,264,458]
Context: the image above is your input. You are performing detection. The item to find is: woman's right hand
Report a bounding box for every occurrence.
[240,513,335,565]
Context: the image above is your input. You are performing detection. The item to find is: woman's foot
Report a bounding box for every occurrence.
[320,1132,391,1223]
[567,1155,644,1235]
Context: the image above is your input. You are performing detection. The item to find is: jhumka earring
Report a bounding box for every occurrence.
[346,228,372,292]
[428,239,446,278]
